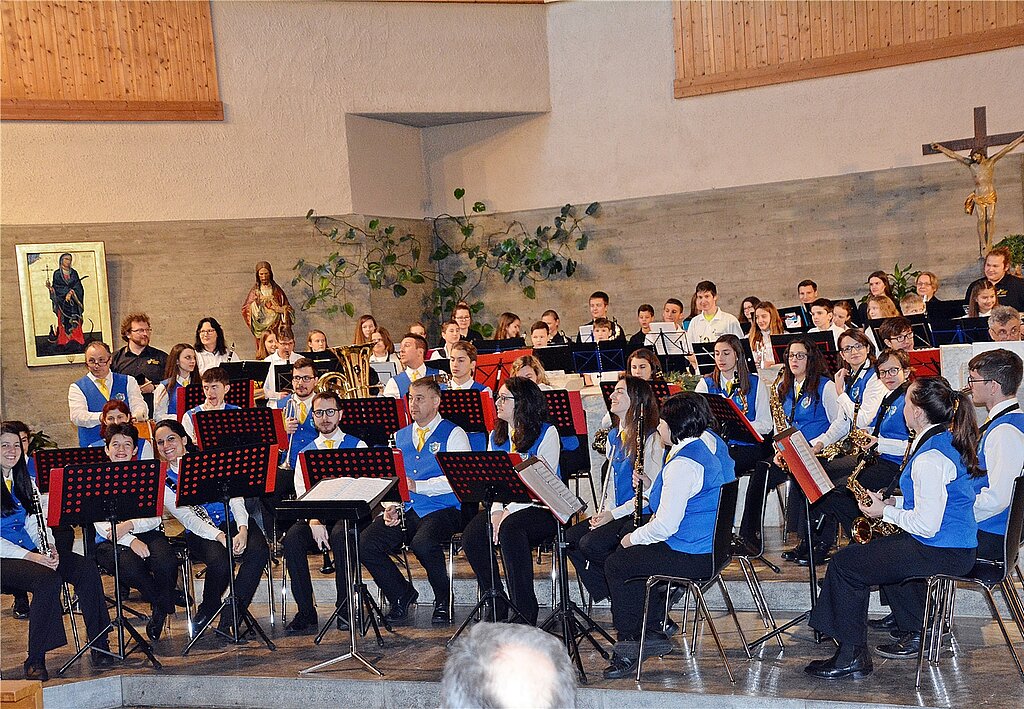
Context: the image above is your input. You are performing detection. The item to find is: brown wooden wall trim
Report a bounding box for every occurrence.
[1,98,224,121]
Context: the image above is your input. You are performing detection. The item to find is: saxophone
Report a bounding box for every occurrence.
[768,370,790,471]
[819,401,873,462]
[847,435,907,544]
[633,409,645,528]
[730,370,747,414]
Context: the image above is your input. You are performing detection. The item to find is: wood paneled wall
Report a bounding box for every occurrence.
[673,1,1024,98]
[1,1,222,121]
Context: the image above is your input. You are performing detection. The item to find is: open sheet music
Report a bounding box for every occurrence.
[775,427,834,503]
[301,477,394,506]
[515,456,585,524]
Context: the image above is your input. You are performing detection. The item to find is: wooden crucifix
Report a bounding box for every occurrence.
[924,106,1024,255]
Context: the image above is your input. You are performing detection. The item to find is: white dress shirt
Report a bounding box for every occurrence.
[293,429,369,498]
[152,375,192,421]
[814,367,885,447]
[686,309,743,344]
[882,425,957,539]
[447,377,492,395]
[159,460,249,540]
[602,431,665,520]
[381,363,428,399]
[68,372,147,428]
[974,400,1024,525]
[263,351,302,399]
[490,425,561,516]
[196,349,233,374]
[629,437,705,546]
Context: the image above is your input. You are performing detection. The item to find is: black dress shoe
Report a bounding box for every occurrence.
[23,659,49,682]
[285,613,319,635]
[431,601,451,626]
[190,608,214,633]
[797,544,832,566]
[868,613,898,630]
[662,618,680,637]
[781,543,808,562]
[640,630,675,658]
[383,587,419,624]
[147,607,168,641]
[602,652,638,680]
[876,631,922,659]
[91,649,118,669]
[804,646,873,679]
[12,594,30,619]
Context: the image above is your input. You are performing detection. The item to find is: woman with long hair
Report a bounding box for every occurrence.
[494,312,522,341]
[369,328,399,364]
[967,279,999,318]
[306,329,329,352]
[255,328,279,360]
[749,301,785,368]
[858,271,899,323]
[353,315,378,345]
[567,377,663,604]
[153,343,199,421]
[739,296,761,333]
[461,377,562,624]
[813,329,886,457]
[2,422,113,679]
[194,317,233,373]
[806,377,982,679]
[509,354,552,389]
[601,393,735,679]
[626,348,663,381]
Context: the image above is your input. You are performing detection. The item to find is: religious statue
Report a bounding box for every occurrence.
[241,261,293,348]
[46,252,87,347]
[930,132,1024,254]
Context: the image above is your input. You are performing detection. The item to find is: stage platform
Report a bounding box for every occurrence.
[3,529,1022,709]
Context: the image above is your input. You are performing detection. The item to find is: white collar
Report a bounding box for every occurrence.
[414,413,443,436]
[406,363,427,376]
[318,429,347,446]
[449,377,475,389]
[666,436,699,459]
[988,398,1019,418]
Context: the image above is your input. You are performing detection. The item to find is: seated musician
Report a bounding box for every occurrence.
[807,299,845,346]
[462,377,562,625]
[578,291,626,342]
[749,301,785,368]
[567,377,663,604]
[686,281,743,344]
[268,358,319,471]
[592,318,614,343]
[806,377,981,677]
[369,328,399,364]
[2,422,114,680]
[541,309,570,346]
[381,334,440,399]
[529,320,551,349]
[966,349,1024,561]
[494,312,522,341]
[627,304,655,348]
[152,419,270,639]
[92,423,177,642]
[306,329,329,352]
[360,378,470,626]
[262,328,300,401]
[602,393,735,679]
[441,341,490,451]
[152,343,199,422]
[967,279,999,318]
[68,340,147,447]
[454,303,485,346]
[431,320,462,360]
[988,306,1022,342]
[181,367,239,441]
[88,400,154,460]
[509,354,554,391]
[627,348,663,381]
[899,293,925,316]
[876,317,915,353]
[280,390,367,634]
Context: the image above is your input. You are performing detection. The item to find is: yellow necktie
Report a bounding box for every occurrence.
[95,377,110,400]
[298,402,308,424]
[181,376,189,387]
[415,427,427,451]
[409,370,420,382]
[3,475,11,492]
[508,427,517,453]
[323,438,335,449]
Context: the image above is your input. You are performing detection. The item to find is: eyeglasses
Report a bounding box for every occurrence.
[86,358,110,365]
[889,332,913,344]
[311,408,339,418]
[292,375,315,383]
[787,352,808,361]
[878,366,905,377]
[495,395,515,405]
[966,377,993,386]
[130,327,153,334]
[839,344,867,354]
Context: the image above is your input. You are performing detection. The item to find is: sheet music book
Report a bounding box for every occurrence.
[515,456,585,524]
[577,325,595,343]
[774,427,834,504]
[301,477,394,505]
[645,322,689,355]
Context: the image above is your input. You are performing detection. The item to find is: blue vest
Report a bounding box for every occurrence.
[872,392,909,465]
[490,423,562,480]
[900,430,978,548]
[846,366,873,406]
[395,419,461,517]
[392,367,441,399]
[648,438,725,554]
[976,411,1024,535]
[75,373,131,446]
[784,378,831,442]
[1,486,37,552]
[440,382,490,451]
[277,396,319,468]
[607,429,636,509]
[704,373,760,446]
[161,464,233,531]
[704,431,737,483]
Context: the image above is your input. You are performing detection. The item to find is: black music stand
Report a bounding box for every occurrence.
[297,448,409,645]
[193,407,287,451]
[277,476,400,676]
[476,337,528,354]
[929,316,992,345]
[48,459,166,674]
[336,397,410,448]
[698,393,764,445]
[438,451,534,641]
[571,342,627,376]
[691,340,759,376]
[533,345,575,373]
[439,389,495,451]
[772,331,839,373]
[176,444,279,654]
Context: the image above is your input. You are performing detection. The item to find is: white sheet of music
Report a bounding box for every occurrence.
[302,477,393,503]
[788,430,834,495]
[646,322,689,355]
[516,456,585,524]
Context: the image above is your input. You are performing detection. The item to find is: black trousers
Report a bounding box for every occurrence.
[282,519,349,619]
[809,533,975,646]
[605,542,712,641]
[186,523,269,619]
[360,507,462,606]
[566,515,635,602]
[462,506,557,625]
[95,529,177,614]
[0,552,111,662]
[813,458,901,544]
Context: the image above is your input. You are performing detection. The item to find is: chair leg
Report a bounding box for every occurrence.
[984,586,1024,680]
[1000,578,1024,643]
[915,577,936,689]
[739,557,783,647]
[717,577,751,659]
[693,587,735,683]
[636,579,656,682]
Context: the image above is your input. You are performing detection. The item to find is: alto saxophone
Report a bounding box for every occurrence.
[846,443,903,544]
[819,400,873,462]
[768,369,790,471]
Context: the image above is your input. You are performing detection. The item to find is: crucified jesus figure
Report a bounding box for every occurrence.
[931,132,1024,254]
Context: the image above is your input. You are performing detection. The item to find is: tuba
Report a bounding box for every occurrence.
[315,344,375,398]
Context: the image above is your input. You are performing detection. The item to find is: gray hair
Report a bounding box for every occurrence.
[989,305,1022,329]
[440,622,576,708]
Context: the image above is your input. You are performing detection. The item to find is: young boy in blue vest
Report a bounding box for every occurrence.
[967,349,1024,561]
[381,333,440,399]
[360,378,470,625]
[441,341,491,452]
[182,367,238,441]
[68,340,147,447]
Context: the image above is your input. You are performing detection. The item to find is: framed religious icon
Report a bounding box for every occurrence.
[15,242,113,366]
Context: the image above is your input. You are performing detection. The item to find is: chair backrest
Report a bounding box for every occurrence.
[1001,475,1024,573]
[711,480,740,577]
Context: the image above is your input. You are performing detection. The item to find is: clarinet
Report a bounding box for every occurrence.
[32,485,53,558]
[633,409,645,528]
